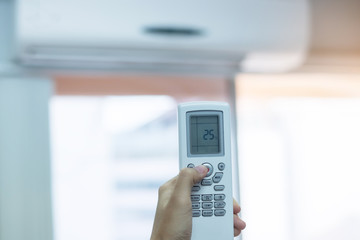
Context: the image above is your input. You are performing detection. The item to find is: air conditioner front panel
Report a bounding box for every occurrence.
[15,0,309,71]
[17,0,246,50]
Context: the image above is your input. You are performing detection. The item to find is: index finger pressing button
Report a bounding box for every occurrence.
[202,162,213,177]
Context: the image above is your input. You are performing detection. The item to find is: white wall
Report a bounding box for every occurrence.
[0,0,18,73]
[0,1,54,240]
[0,77,54,240]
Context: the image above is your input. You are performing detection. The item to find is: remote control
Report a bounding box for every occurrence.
[178,101,233,240]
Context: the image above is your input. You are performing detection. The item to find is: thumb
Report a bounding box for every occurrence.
[174,165,208,197]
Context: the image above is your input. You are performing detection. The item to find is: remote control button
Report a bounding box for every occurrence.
[192,185,201,192]
[201,194,213,201]
[214,209,226,216]
[192,210,201,217]
[214,185,225,191]
[192,202,200,209]
[202,210,213,217]
[212,172,223,183]
[202,162,213,177]
[214,201,226,208]
[187,163,195,168]
[201,179,212,186]
[218,162,225,171]
[202,202,213,209]
[214,194,226,200]
[191,195,200,201]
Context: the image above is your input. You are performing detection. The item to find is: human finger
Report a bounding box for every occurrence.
[233,214,246,236]
[173,165,208,198]
[233,198,241,214]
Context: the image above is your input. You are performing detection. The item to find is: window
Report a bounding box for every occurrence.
[236,74,360,240]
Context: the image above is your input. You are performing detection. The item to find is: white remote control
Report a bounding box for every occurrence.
[178,101,233,240]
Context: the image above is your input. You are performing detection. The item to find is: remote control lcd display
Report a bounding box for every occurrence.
[190,115,220,154]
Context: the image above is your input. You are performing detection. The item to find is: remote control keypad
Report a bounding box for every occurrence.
[189,162,226,217]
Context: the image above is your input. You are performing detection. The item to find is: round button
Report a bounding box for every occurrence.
[187,163,195,168]
[202,162,213,177]
[218,162,225,171]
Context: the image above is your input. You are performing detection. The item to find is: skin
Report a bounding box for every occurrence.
[151,165,246,240]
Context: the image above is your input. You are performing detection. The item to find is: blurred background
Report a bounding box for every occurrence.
[0,0,360,240]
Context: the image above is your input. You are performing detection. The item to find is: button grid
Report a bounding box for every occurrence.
[189,162,226,217]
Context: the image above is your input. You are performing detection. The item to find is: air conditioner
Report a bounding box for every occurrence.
[15,0,310,73]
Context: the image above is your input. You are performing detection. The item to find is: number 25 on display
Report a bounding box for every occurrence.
[203,129,215,140]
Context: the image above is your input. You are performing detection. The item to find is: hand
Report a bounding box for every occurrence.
[150,165,246,240]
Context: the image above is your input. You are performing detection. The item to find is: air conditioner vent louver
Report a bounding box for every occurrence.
[18,45,244,73]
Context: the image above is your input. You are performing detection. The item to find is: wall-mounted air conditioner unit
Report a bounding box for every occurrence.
[15,0,309,73]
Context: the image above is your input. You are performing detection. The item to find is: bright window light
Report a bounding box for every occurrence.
[50,95,179,240]
[237,74,360,240]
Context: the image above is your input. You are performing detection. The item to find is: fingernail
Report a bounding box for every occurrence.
[194,165,208,175]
